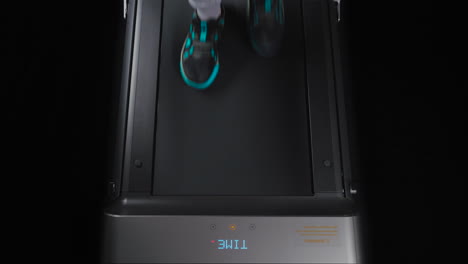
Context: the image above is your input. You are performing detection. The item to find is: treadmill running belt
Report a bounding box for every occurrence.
[154,0,313,195]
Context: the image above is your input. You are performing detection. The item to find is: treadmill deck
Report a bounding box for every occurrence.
[155,0,312,196]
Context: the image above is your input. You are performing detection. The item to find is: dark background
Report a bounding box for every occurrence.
[5,0,452,263]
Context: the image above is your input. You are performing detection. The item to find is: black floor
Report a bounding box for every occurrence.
[6,0,442,263]
[155,0,313,195]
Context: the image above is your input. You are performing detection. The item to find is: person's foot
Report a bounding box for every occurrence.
[180,8,225,90]
[248,0,285,57]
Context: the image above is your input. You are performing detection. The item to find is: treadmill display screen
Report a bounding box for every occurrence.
[213,239,248,250]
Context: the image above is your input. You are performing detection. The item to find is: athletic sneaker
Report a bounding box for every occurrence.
[248,0,285,57]
[180,8,225,90]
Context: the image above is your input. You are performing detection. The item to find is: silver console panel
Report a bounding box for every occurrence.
[103,215,359,263]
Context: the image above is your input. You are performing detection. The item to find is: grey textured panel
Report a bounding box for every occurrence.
[103,215,358,263]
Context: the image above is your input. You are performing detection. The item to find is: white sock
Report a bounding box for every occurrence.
[197,6,221,21]
[188,0,222,21]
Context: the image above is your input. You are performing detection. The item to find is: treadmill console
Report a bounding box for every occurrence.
[105,216,358,263]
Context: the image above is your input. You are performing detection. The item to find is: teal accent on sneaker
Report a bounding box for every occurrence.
[200,21,208,42]
[189,46,194,55]
[253,1,259,25]
[185,38,191,48]
[183,51,189,59]
[180,61,220,90]
[275,1,279,21]
[279,0,284,24]
[214,33,218,41]
[265,0,271,13]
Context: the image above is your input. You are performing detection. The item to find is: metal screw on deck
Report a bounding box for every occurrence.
[323,160,332,167]
[134,159,143,168]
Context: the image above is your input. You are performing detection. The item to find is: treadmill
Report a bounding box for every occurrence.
[103,0,362,263]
